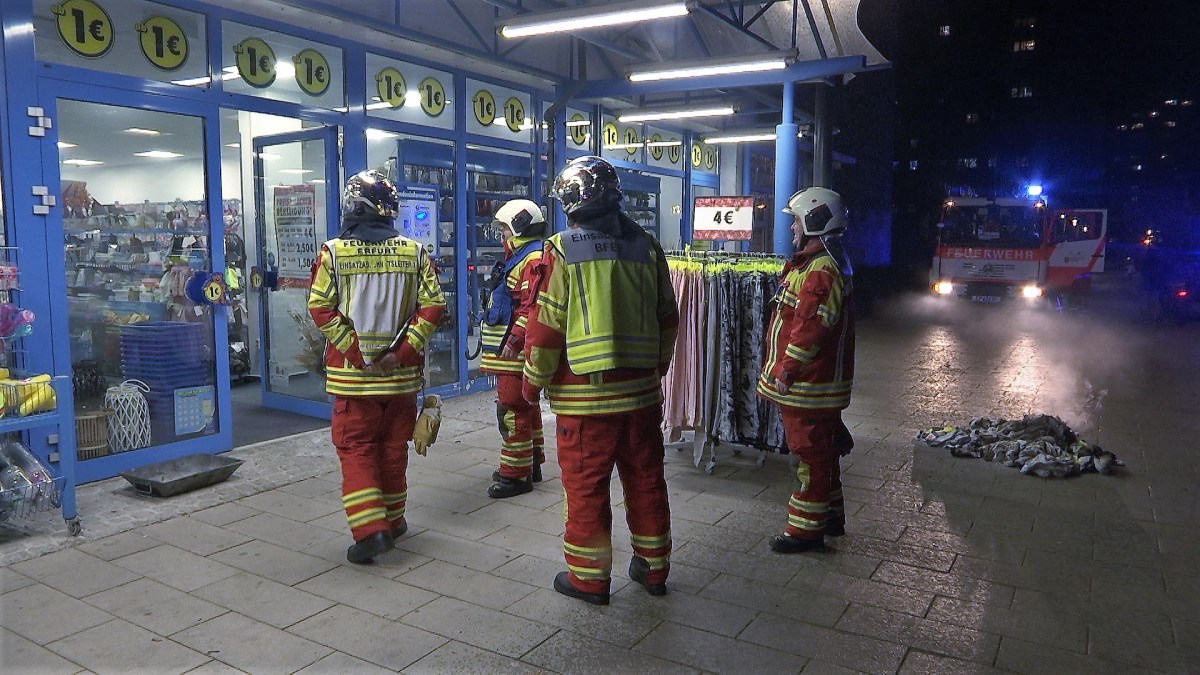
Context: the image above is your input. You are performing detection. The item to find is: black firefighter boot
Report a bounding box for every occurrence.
[628,556,667,596]
[488,475,533,498]
[346,531,395,565]
[768,534,826,554]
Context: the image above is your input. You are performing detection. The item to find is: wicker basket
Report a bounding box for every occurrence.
[76,409,113,460]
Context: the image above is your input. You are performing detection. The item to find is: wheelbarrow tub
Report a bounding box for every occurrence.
[120,453,244,497]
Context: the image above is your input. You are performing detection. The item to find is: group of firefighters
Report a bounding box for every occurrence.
[306,155,857,605]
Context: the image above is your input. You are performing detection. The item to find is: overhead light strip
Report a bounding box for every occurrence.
[628,50,796,82]
[617,105,735,123]
[500,0,690,38]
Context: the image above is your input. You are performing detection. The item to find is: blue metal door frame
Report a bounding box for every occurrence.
[252,127,339,418]
[35,78,232,483]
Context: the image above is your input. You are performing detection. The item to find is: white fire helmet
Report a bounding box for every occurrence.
[782,187,848,237]
[492,199,546,237]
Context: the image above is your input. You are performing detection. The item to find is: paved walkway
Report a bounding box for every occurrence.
[2,275,1197,673]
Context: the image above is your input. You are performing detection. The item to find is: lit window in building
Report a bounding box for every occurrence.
[1014,16,1036,29]
[1165,121,1177,128]
[939,25,951,37]
[1133,164,1143,171]
[1165,99,1179,106]
[1149,110,1160,118]
[1117,125,1129,131]
[1182,100,1193,106]
[1012,40,1036,52]
[965,113,978,124]
[987,157,997,168]
[1131,122,1144,129]
[1010,86,1033,98]
[910,160,919,171]
[910,138,919,148]
[957,158,978,168]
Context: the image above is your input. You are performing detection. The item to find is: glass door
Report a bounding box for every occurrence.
[56,99,220,481]
[464,147,532,392]
[252,128,338,415]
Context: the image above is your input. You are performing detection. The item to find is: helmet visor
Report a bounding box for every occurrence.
[804,203,834,234]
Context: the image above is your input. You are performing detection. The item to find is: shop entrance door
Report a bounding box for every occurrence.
[252,128,339,416]
[463,147,533,393]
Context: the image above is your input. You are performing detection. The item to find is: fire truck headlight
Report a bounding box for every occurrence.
[934,281,954,295]
[1021,284,1043,299]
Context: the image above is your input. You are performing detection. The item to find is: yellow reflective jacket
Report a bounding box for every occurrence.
[307,234,446,396]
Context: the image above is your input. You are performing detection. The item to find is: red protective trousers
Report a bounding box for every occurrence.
[495,374,544,480]
[780,409,851,540]
[331,394,417,542]
[557,404,671,595]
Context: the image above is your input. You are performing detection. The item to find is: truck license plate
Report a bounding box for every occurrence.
[970,295,1002,303]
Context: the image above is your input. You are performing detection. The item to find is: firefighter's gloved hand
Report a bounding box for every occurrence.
[500,344,519,359]
[366,351,400,374]
[412,395,442,456]
[774,378,790,395]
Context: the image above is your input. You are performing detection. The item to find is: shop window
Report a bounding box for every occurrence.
[1013,40,1036,52]
[939,25,951,37]
[1011,86,1033,98]
[222,21,345,111]
[58,99,217,452]
[965,113,978,124]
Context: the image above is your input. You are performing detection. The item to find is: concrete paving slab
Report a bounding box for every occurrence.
[45,618,209,674]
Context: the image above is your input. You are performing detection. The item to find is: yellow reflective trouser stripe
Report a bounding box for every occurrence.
[785,344,818,360]
[639,555,669,570]
[553,376,659,398]
[789,497,828,513]
[630,532,671,548]
[548,391,661,415]
[500,455,533,468]
[564,542,612,558]
[567,564,611,580]
[348,507,388,528]
[343,488,382,509]
[788,513,824,530]
[382,492,406,505]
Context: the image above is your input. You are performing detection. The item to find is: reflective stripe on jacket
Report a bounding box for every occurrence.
[307,235,446,396]
[756,244,855,410]
[524,218,679,415]
[480,234,543,375]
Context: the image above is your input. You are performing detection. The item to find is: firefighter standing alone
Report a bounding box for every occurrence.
[522,156,679,605]
[307,170,447,564]
[481,199,548,498]
[757,186,856,554]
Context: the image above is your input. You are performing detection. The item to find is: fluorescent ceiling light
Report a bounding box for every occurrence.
[279,169,313,174]
[645,139,683,147]
[366,129,399,140]
[565,118,591,127]
[225,143,240,148]
[124,127,161,136]
[703,132,777,144]
[404,91,422,107]
[171,75,212,86]
[63,158,103,166]
[365,101,391,111]
[629,51,795,82]
[617,105,736,123]
[57,141,77,149]
[499,0,689,38]
[134,150,184,158]
[603,142,644,150]
[256,152,281,160]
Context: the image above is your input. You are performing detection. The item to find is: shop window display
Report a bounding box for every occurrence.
[59,100,217,452]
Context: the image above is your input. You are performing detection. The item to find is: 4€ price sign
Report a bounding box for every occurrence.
[692,196,754,241]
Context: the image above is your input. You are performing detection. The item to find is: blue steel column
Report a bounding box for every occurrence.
[773,81,799,255]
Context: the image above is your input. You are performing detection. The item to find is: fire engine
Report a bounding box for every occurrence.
[930,192,1107,304]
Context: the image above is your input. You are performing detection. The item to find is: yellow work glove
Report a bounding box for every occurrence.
[412,395,442,456]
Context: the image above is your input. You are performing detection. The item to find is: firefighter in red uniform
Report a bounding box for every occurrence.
[481,199,548,498]
[523,156,679,605]
[308,170,447,564]
[757,187,856,554]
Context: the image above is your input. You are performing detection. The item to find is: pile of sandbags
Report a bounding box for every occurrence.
[917,414,1121,478]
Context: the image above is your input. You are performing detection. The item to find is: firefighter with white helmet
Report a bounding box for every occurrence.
[481,198,549,498]
[522,156,679,604]
[308,169,447,564]
[757,186,856,553]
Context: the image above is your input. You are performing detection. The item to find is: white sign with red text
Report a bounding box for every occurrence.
[693,196,754,241]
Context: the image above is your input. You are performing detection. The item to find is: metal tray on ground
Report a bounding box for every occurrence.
[120,453,244,497]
